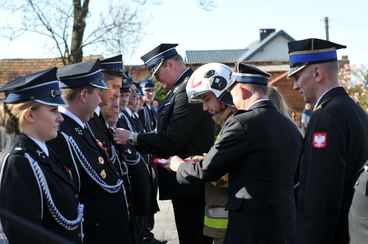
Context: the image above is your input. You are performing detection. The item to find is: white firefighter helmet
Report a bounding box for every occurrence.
[186,63,233,105]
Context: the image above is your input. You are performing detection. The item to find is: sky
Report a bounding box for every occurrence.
[1,0,367,66]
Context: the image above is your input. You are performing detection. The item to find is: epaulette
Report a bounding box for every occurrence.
[13,146,26,155]
[314,98,331,112]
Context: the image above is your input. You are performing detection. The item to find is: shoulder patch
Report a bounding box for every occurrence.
[312,132,327,148]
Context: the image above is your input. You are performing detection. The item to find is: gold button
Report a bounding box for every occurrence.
[100,170,106,179]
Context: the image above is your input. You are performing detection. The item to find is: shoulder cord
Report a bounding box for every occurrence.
[60,132,81,192]
[112,149,129,176]
[121,113,134,131]
[143,107,152,131]
[85,123,130,177]
[139,154,152,176]
[85,123,130,180]
[110,144,117,164]
[124,149,140,165]
[24,153,84,230]
[0,153,13,240]
[67,135,123,193]
[1,151,44,220]
[66,134,130,219]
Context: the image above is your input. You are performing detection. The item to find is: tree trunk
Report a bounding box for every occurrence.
[70,0,90,64]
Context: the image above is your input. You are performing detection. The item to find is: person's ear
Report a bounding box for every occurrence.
[79,89,88,103]
[23,109,36,123]
[240,86,252,99]
[313,66,323,82]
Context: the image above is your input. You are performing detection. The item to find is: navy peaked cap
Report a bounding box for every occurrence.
[287,38,346,78]
[122,71,135,85]
[141,43,178,75]
[139,78,155,89]
[120,79,132,93]
[100,55,124,76]
[0,67,66,106]
[136,84,144,96]
[57,60,107,89]
[230,63,271,86]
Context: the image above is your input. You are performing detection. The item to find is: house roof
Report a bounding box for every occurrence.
[185,49,246,64]
[237,30,295,61]
[185,29,295,64]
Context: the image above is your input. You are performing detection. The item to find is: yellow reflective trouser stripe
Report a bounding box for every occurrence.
[204,215,228,229]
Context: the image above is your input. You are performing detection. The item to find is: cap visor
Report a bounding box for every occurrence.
[287,65,307,79]
[151,60,164,76]
[120,88,132,93]
[91,79,108,89]
[35,96,67,106]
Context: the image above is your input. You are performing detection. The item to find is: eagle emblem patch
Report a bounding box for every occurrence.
[312,132,327,148]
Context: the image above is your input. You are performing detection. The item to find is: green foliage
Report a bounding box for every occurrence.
[339,64,368,112]
[154,80,167,104]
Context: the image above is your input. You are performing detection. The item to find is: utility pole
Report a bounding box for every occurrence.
[324,17,329,41]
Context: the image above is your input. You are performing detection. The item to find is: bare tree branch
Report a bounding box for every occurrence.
[197,0,216,11]
[1,0,215,64]
[0,0,152,64]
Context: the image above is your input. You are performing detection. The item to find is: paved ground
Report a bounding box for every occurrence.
[152,199,179,244]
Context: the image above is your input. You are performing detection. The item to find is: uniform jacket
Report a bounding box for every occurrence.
[87,111,128,178]
[116,111,159,215]
[137,68,215,200]
[295,87,368,244]
[348,163,368,244]
[138,104,157,132]
[0,133,81,243]
[47,114,134,244]
[177,100,303,244]
[137,104,160,194]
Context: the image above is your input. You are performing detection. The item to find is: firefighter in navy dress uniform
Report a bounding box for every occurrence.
[47,60,134,244]
[287,38,368,244]
[0,68,84,243]
[116,73,160,244]
[88,55,125,166]
[114,44,215,244]
[138,78,157,132]
[168,63,303,244]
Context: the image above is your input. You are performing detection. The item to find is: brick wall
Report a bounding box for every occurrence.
[270,72,305,112]
[0,55,101,86]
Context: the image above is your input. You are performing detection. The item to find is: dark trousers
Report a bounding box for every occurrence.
[172,197,212,244]
[135,214,155,244]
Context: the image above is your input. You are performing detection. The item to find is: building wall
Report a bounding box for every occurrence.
[270,75,305,113]
[248,35,290,62]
